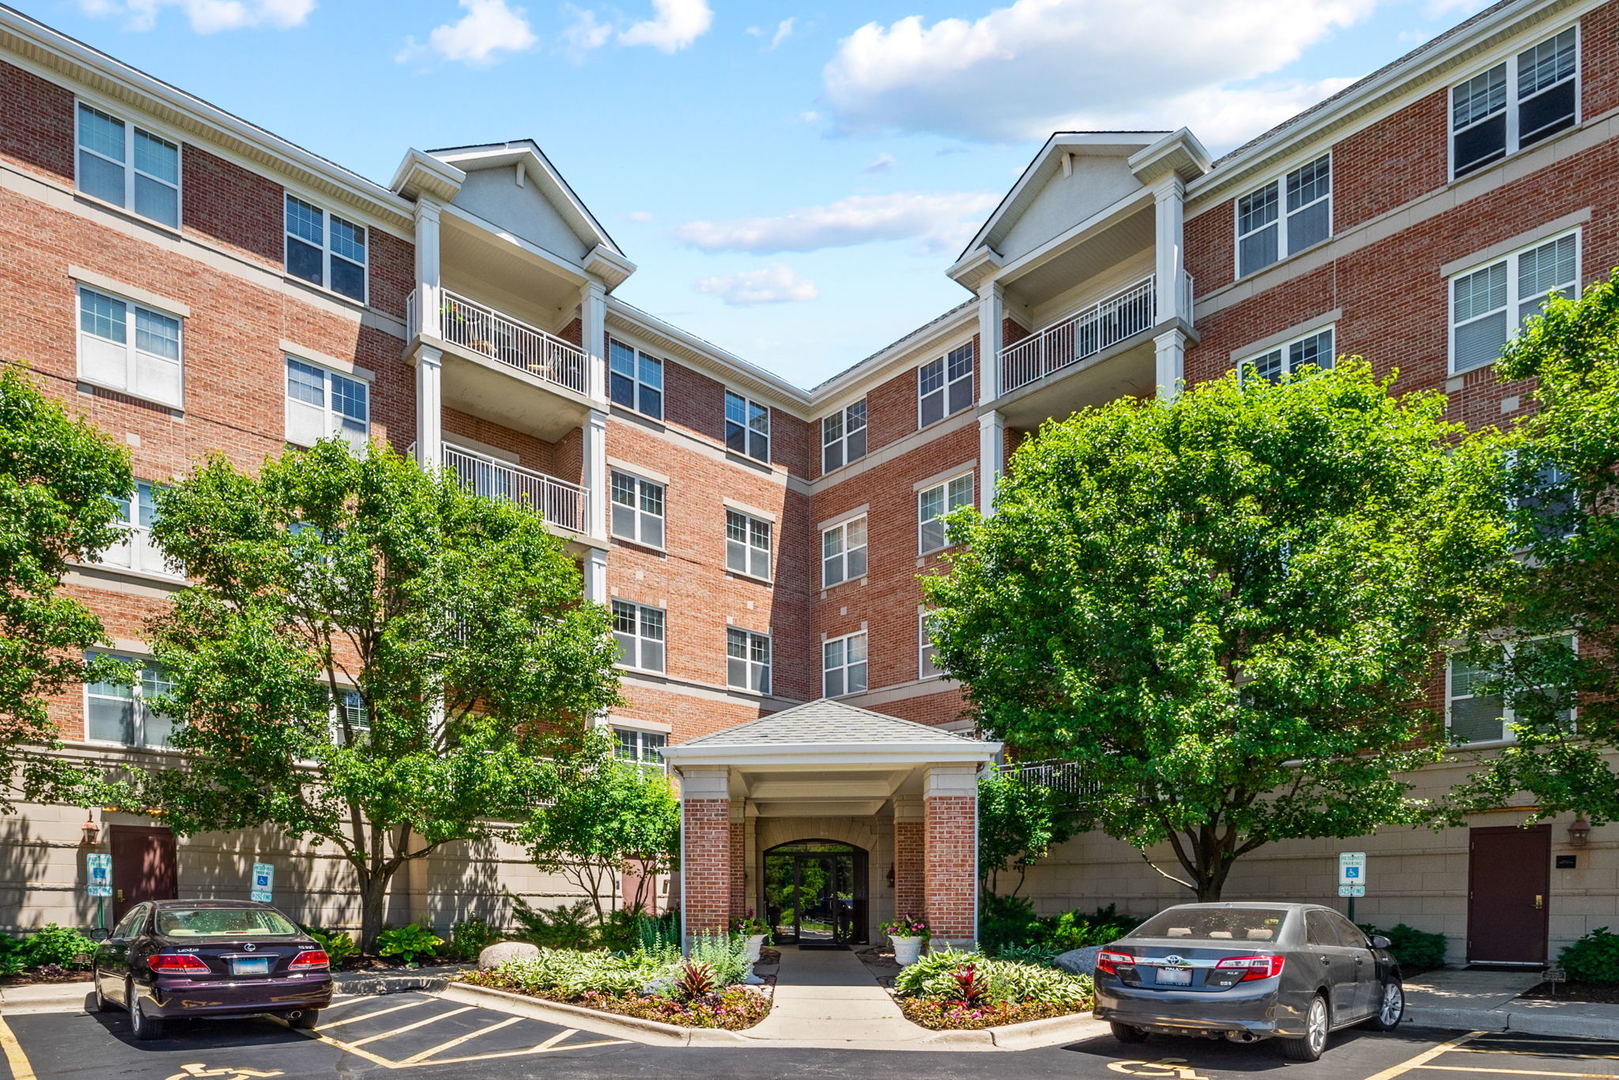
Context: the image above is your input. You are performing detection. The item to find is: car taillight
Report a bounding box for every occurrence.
[1096,949,1135,976]
[148,954,210,974]
[1215,954,1285,981]
[289,950,330,971]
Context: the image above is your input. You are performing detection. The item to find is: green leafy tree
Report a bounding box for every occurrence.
[122,439,619,950]
[923,361,1508,900]
[0,367,132,811]
[1457,270,1619,822]
[518,739,680,921]
[977,770,1075,897]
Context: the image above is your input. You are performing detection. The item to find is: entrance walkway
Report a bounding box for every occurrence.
[1403,967,1619,1038]
[743,946,929,1047]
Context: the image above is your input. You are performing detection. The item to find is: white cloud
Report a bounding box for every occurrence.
[627,210,656,222]
[672,191,998,255]
[861,153,896,175]
[821,0,1378,148]
[618,0,713,52]
[769,17,795,49]
[79,0,312,32]
[560,4,612,53]
[401,0,537,66]
[695,264,820,307]
[799,110,822,124]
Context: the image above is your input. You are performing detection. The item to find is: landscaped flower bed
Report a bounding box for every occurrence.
[890,948,1092,1030]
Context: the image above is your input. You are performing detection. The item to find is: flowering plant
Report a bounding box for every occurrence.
[730,909,770,936]
[880,913,931,941]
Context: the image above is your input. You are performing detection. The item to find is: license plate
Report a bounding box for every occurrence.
[231,957,271,976]
[1155,966,1192,986]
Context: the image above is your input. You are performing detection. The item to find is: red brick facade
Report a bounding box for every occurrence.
[923,795,977,941]
[681,797,731,936]
[893,820,926,919]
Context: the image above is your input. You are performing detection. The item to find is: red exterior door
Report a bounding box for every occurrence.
[109,825,178,921]
[1467,824,1550,964]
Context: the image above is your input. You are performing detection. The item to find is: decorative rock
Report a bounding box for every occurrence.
[1055,946,1103,975]
[477,941,539,970]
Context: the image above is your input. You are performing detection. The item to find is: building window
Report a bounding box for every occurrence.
[608,340,664,419]
[76,103,179,227]
[85,655,174,749]
[97,481,175,578]
[1452,27,1578,180]
[727,628,772,694]
[919,344,973,428]
[1235,155,1331,278]
[332,688,370,746]
[285,194,367,302]
[1239,326,1336,383]
[823,632,868,698]
[612,600,665,673]
[615,727,667,767]
[822,515,868,588]
[724,391,770,461]
[1450,231,1577,374]
[918,473,973,555]
[822,400,868,473]
[610,470,665,548]
[725,509,771,579]
[1448,635,1575,745]
[77,285,183,407]
[919,611,944,680]
[285,357,369,448]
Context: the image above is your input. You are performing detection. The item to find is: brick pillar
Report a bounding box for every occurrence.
[728,802,747,924]
[923,764,979,947]
[678,767,731,946]
[893,795,925,921]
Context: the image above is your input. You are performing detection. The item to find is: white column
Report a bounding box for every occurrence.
[414,345,443,469]
[581,279,608,406]
[978,410,1005,516]
[583,546,608,606]
[1154,329,1186,403]
[414,199,443,339]
[977,279,1004,406]
[1153,177,1186,326]
[584,409,608,542]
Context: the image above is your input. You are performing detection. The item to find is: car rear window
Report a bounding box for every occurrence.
[1134,907,1290,942]
[155,908,300,938]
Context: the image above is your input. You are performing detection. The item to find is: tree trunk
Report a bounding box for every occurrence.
[358,869,395,954]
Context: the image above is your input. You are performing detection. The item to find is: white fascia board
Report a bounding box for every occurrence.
[605,297,813,411]
[661,739,1002,768]
[809,302,979,407]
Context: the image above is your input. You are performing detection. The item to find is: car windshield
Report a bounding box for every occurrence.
[154,908,300,938]
[1134,907,1291,942]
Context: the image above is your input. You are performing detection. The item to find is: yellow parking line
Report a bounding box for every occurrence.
[396,1016,522,1064]
[0,1014,38,1080]
[1359,1031,1488,1080]
[1453,1045,1619,1061]
[1416,1066,1619,1078]
[347,1006,475,1047]
[317,998,431,1030]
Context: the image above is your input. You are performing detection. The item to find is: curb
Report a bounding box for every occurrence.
[333,964,471,997]
[0,980,94,1015]
[438,981,752,1047]
[1405,1006,1619,1040]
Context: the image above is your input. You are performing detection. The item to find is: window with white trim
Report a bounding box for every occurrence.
[724,391,770,461]
[725,509,771,579]
[1448,635,1575,745]
[285,357,369,448]
[919,344,973,428]
[1451,27,1578,180]
[77,285,183,407]
[608,340,664,419]
[332,688,370,746]
[614,727,667,767]
[1235,155,1331,278]
[822,515,867,588]
[76,103,179,227]
[1238,326,1336,383]
[823,632,868,698]
[612,600,665,673]
[918,473,973,555]
[285,194,367,302]
[727,628,772,694]
[97,481,176,578]
[822,400,868,473]
[1513,459,1577,542]
[610,470,665,548]
[85,654,174,749]
[919,610,944,680]
[1450,231,1577,374]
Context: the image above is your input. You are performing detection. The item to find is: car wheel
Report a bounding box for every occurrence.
[127,982,164,1042]
[287,1009,321,1030]
[1110,1022,1149,1044]
[1368,980,1404,1031]
[92,971,113,1013]
[1280,994,1329,1062]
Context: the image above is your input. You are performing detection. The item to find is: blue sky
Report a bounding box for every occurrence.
[22,0,1491,388]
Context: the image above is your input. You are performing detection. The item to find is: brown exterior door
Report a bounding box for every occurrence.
[109,825,178,921]
[1467,824,1551,964]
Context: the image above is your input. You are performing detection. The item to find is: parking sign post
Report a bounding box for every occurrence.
[251,861,274,903]
[1338,851,1367,923]
[86,851,112,930]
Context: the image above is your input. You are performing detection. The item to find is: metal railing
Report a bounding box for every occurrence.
[442,443,587,534]
[409,288,588,396]
[999,273,1191,394]
[995,758,1100,797]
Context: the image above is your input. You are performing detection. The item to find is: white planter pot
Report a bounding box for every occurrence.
[890,934,925,966]
[743,934,766,963]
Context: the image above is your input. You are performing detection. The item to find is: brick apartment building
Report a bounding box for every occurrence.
[1,0,1614,962]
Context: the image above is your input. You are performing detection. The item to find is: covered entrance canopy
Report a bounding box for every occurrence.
[660,701,1000,948]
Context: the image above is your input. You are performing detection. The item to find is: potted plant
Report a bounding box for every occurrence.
[731,910,770,962]
[881,913,931,966]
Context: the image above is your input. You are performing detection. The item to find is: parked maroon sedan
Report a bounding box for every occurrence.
[90,899,331,1040]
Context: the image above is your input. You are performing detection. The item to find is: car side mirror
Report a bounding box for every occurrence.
[1370,935,1392,950]
[87,927,110,942]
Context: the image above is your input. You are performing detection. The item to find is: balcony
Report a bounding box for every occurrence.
[409,288,588,395]
[442,443,587,535]
[1000,273,1192,394]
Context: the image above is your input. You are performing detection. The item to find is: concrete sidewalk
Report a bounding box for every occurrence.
[1403,967,1619,1039]
[740,946,925,1047]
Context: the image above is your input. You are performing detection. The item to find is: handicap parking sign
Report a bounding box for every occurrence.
[251,861,274,903]
[86,852,112,898]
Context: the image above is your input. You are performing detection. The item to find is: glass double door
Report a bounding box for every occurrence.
[762,840,867,947]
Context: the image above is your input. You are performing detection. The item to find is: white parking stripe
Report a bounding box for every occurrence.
[347,1005,476,1047]
[397,1016,522,1064]
[317,998,432,1029]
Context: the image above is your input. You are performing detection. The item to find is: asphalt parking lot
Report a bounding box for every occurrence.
[1,991,1615,1080]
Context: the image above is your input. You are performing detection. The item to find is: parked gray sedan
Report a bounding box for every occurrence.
[1092,902,1403,1062]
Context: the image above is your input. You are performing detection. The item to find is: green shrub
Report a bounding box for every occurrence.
[0,933,27,977]
[978,894,1040,952]
[978,897,1140,956]
[511,898,597,950]
[688,933,750,987]
[892,948,1091,1007]
[304,928,360,967]
[1037,905,1139,951]
[1559,927,1619,984]
[490,948,675,997]
[635,910,680,956]
[991,943,1062,967]
[597,909,643,954]
[376,924,443,965]
[893,947,976,997]
[1360,923,1449,974]
[443,917,502,962]
[22,925,97,970]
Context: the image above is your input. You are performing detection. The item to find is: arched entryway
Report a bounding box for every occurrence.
[762,839,868,947]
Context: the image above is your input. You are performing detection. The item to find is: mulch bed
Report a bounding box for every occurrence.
[1520,981,1619,1004]
[457,969,775,1030]
[0,965,93,986]
[898,998,1088,1030]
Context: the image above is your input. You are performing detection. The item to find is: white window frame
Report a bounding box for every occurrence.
[822,631,868,698]
[1448,229,1580,375]
[1233,153,1332,279]
[608,339,664,419]
[614,727,668,769]
[1447,634,1577,746]
[83,653,175,750]
[821,514,868,588]
[822,400,868,473]
[612,600,666,674]
[918,473,973,555]
[1237,325,1336,383]
[919,610,944,681]
[918,344,974,429]
[284,193,368,303]
[331,687,371,746]
[284,356,370,448]
[610,470,666,549]
[96,481,178,579]
[724,391,771,462]
[725,508,772,580]
[74,100,180,228]
[1449,25,1580,181]
[727,627,772,695]
[76,284,184,408]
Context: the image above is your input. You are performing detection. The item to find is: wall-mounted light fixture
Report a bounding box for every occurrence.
[80,810,100,847]
[1568,816,1591,848]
